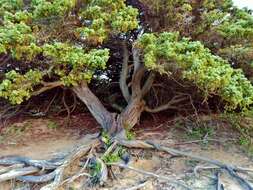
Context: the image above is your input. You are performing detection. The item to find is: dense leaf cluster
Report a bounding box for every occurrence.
[0,70,43,104]
[0,0,253,112]
[141,0,253,82]
[137,32,253,110]
[0,0,138,104]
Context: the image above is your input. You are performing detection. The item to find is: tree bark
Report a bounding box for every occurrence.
[73,82,145,137]
[120,41,130,102]
[119,96,145,130]
[72,82,115,132]
[73,48,149,137]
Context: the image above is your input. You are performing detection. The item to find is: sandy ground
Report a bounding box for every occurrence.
[0,116,253,190]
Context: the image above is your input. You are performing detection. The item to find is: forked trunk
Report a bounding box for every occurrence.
[73,83,144,137]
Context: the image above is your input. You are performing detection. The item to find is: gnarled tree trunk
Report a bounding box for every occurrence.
[73,82,144,137]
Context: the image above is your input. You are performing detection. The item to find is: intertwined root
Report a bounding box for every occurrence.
[0,134,101,190]
[0,135,253,190]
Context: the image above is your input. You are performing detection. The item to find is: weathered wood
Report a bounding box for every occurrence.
[0,166,39,182]
[17,171,56,183]
[40,139,99,190]
[73,82,114,132]
[120,41,131,102]
[118,139,253,190]
[0,164,24,175]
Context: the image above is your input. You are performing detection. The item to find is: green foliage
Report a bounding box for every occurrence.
[140,0,253,86]
[0,0,24,14]
[0,70,43,104]
[217,8,253,41]
[126,129,135,140]
[102,151,121,163]
[31,0,76,18]
[88,159,102,184]
[0,22,41,60]
[187,126,214,140]
[43,43,110,86]
[137,32,253,110]
[0,0,252,117]
[101,131,112,146]
[76,0,138,44]
[221,112,253,156]
[47,120,59,129]
[102,145,126,163]
[0,0,137,104]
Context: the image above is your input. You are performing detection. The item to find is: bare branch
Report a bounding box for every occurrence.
[145,95,188,113]
[120,41,131,102]
[0,164,24,175]
[118,139,253,190]
[108,163,192,190]
[123,181,149,190]
[132,47,141,74]
[40,139,99,190]
[0,166,39,182]
[32,81,63,96]
[131,66,145,98]
[141,72,155,97]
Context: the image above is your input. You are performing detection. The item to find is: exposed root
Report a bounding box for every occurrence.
[0,136,253,190]
[215,171,224,190]
[117,139,253,190]
[124,180,148,190]
[0,135,99,189]
[0,166,40,182]
[17,171,56,183]
[108,162,192,190]
[40,139,100,190]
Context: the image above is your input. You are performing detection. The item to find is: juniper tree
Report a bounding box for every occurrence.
[0,0,253,188]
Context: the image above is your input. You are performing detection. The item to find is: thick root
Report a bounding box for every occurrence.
[0,135,100,190]
[1,135,253,190]
[117,139,253,190]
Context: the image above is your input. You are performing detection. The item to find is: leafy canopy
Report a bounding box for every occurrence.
[137,32,253,110]
[0,0,138,104]
[0,0,253,112]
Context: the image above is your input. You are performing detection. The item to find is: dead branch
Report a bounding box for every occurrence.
[108,162,192,190]
[216,172,224,190]
[123,180,148,190]
[0,156,62,169]
[17,171,56,183]
[40,139,99,190]
[141,73,155,97]
[60,143,95,186]
[0,164,24,175]
[145,95,188,113]
[43,89,59,114]
[0,166,39,182]
[62,89,71,126]
[172,138,237,146]
[117,139,253,190]
[32,81,63,96]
